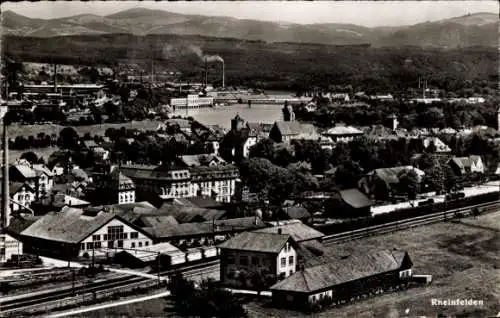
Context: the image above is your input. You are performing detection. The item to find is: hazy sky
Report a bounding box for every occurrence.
[2,1,498,27]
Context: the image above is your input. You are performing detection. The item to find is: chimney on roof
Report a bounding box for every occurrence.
[277,228,282,235]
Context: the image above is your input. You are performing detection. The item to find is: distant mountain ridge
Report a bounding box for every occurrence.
[2,8,498,47]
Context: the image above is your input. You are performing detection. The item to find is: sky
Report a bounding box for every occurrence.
[2,1,498,27]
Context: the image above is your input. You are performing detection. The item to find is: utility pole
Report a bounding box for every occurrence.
[157,252,161,286]
[92,242,95,269]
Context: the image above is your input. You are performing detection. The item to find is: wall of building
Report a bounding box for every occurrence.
[78,218,152,257]
[276,241,297,278]
[220,249,278,287]
[0,234,23,263]
[12,187,36,211]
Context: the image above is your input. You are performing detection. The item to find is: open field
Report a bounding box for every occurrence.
[87,211,499,318]
[4,120,163,139]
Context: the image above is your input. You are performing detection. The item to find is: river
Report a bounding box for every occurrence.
[170,104,284,129]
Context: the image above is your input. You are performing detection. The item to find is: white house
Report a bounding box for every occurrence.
[448,156,485,176]
[0,233,23,263]
[218,231,298,288]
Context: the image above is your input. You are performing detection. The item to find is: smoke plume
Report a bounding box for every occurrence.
[189,45,224,63]
[162,44,223,63]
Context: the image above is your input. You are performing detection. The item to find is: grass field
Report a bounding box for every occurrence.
[76,212,500,318]
[4,120,163,139]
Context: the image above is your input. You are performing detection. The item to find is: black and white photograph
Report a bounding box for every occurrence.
[0,1,498,317]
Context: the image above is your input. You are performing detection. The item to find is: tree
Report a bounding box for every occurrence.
[20,151,39,164]
[249,138,276,162]
[249,269,277,296]
[424,164,445,194]
[59,127,80,149]
[398,169,420,200]
[444,166,457,193]
[334,161,363,189]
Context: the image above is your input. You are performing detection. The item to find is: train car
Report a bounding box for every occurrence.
[185,248,203,262]
[165,250,187,267]
[201,246,218,259]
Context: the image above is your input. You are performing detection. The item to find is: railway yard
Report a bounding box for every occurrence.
[45,207,500,318]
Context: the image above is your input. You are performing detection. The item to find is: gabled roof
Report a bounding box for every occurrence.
[450,155,483,169]
[218,231,292,253]
[271,250,411,293]
[4,182,35,196]
[339,189,372,208]
[254,222,324,243]
[12,164,36,179]
[325,125,363,136]
[179,154,226,167]
[5,215,40,238]
[274,121,317,136]
[21,207,120,244]
[32,164,54,177]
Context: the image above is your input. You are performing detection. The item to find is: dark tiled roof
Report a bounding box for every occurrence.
[6,215,40,238]
[156,203,226,223]
[218,231,291,253]
[339,189,372,208]
[271,250,410,293]
[21,207,117,244]
[255,222,324,243]
[140,215,179,228]
[274,121,317,136]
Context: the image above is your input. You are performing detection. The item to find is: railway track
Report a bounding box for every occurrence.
[0,261,220,315]
[322,200,500,245]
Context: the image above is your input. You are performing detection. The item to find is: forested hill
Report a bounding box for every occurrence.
[3,34,497,93]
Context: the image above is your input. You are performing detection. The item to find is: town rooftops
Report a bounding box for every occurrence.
[156,203,226,223]
[254,222,324,243]
[21,207,121,244]
[271,250,411,293]
[339,188,372,209]
[218,231,292,253]
[179,154,226,167]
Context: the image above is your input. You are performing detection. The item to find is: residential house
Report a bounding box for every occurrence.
[220,115,261,161]
[420,137,451,154]
[0,182,36,213]
[270,250,413,311]
[218,231,298,288]
[31,192,90,214]
[20,206,153,259]
[323,125,364,143]
[93,165,136,204]
[276,206,313,224]
[448,156,485,176]
[9,161,54,198]
[358,166,425,200]
[269,121,320,143]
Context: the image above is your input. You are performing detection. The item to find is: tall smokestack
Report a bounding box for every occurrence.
[204,58,208,87]
[2,107,9,229]
[53,64,57,93]
[222,61,225,89]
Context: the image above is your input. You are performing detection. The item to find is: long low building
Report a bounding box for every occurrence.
[270,250,413,310]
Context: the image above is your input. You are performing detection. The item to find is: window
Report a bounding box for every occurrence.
[123,233,128,240]
[103,234,108,241]
[289,256,294,266]
[108,241,114,248]
[227,255,235,264]
[94,242,101,249]
[107,226,124,240]
[138,242,142,247]
[81,243,85,251]
[86,242,93,250]
[92,235,100,241]
[117,240,123,248]
[280,257,286,267]
[239,256,248,266]
[25,194,30,201]
[252,257,259,266]
[145,241,149,246]
[131,232,139,239]
[131,242,136,248]
[289,270,293,276]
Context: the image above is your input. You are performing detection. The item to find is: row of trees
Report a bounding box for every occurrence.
[295,98,499,131]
